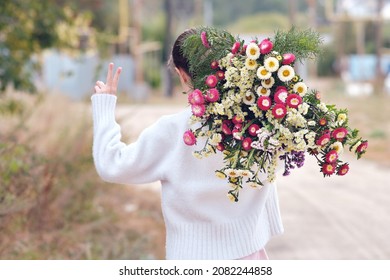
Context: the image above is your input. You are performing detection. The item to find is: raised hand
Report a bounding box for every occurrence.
[94,63,122,95]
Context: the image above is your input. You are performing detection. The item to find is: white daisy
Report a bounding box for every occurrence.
[246,42,260,60]
[293,82,308,96]
[245,58,258,70]
[256,66,272,80]
[243,91,256,105]
[256,86,271,97]
[261,77,275,88]
[277,65,295,82]
[264,56,280,72]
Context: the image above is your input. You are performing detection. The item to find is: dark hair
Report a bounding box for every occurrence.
[169,28,197,80]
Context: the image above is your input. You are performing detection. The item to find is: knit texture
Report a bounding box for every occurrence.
[91,94,284,259]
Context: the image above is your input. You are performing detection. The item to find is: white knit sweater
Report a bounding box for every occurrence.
[91,94,284,260]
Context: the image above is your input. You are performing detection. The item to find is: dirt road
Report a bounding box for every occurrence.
[116,103,390,260]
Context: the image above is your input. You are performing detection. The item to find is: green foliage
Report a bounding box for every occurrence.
[0,1,93,93]
[181,26,235,89]
[272,27,323,62]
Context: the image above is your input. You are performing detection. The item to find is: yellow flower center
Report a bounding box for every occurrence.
[250,48,256,55]
[276,108,284,115]
[297,87,303,93]
[261,69,268,76]
[261,88,267,94]
[269,61,275,67]
[283,70,290,77]
[326,165,333,172]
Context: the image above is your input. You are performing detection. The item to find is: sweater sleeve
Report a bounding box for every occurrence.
[91,94,172,185]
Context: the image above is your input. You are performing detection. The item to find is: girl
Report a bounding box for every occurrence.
[91,28,284,260]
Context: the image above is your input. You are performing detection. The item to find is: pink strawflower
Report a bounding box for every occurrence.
[216,70,225,80]
[231,41,241,54]
[191,104,206,117]
[241,44,248,55]
[272,104,287,119]
[286,93,302,108]
[274,87,288,104]
[259,39,273,54]
[234,123,243,131]
[188,89,204,105]
[332,127,348,141]
[248,124,260,136]
[325,150,339,163]
[257,96,272,111]
[242,137,253,151]
[337,163,349,176]
[205,88,220,102]
[216,142,225,152]
[232,115,244,124]
[201,31,210,48]
[233,129,243,140]
[183,130,196,146]
[205,75,218,88]
[322,163,336,176]
[211,60,219,69]
[316,132,331,146]
[282,53,296,65]
[222,121,232,135]
[356,141,368,153]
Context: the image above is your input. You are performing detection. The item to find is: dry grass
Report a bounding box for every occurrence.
[0,93,165,260]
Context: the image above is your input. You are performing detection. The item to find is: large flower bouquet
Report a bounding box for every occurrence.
[181,27,368,202]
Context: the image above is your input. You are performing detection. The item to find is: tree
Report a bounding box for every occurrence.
[0,0,90,93]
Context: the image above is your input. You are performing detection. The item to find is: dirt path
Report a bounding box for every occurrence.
[116,103,390,260]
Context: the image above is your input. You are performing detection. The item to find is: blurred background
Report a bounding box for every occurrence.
[1,0,389,260]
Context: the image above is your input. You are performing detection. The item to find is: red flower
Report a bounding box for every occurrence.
[232,115,244,124]
[201,31,210,48]
[316,133,331,146]
[332,127,348,141]
[257,96,272,111]
[242,137,253,151]
[191,104,206,117]
[322,163,336,175]
[272,104,287,119]
[222,121,232,135]
[205,75,218,88]
[319,118,327,126]
[216,70,225,80]
[231,41,241,54]
[188,89,204,105]
[356,141,368,153]
[337,163,349,176]
[234,123,243,131]
[274,87,288,104]
[183,130,196,146]
[205,88,220,102]
[286,94,302,108]
[282,53,296,65]
[248,124,260,136]
[210,60,219,69]
[259,38,273,54]
[216,142,225,152]
[325,150,338,163]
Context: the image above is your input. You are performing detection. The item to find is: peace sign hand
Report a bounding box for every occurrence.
[94,63,122,95]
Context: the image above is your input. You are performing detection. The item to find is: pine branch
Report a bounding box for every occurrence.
[272,27,323,62]
[181,26,235,89]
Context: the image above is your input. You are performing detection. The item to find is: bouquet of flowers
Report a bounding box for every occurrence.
[181,27,368,202]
